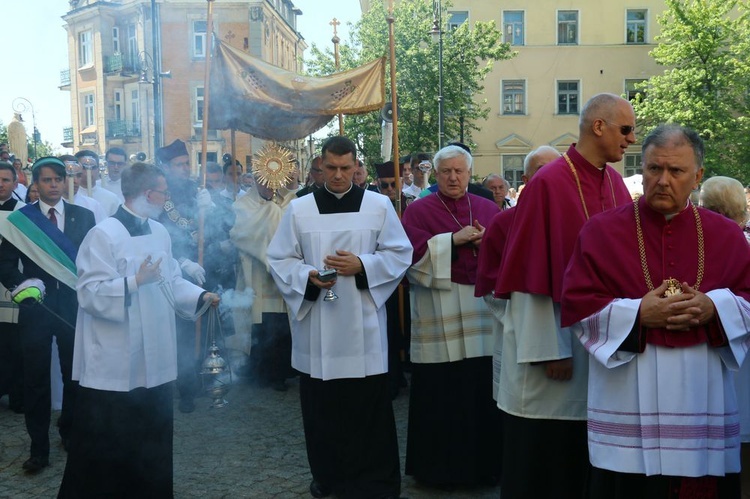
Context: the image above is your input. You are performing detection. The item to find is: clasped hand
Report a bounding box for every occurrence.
[453,220,486,246]
[639,280,715,331]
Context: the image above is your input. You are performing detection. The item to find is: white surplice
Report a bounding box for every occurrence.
[572,290,750,477]
[73,217,205,391]
[267,190,412,381]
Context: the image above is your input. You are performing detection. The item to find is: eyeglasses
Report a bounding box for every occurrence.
[379,181,397,189]
[602,120,635,136]
[150,189,171,198]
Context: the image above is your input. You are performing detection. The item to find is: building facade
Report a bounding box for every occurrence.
[361,0,666,184]
[62,0,308,176]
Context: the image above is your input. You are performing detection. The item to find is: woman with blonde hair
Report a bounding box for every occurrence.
[700,175,750,446]
[700,176,750,242]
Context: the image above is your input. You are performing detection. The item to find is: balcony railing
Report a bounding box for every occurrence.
[103,53,123,73]
[107,120,141,138]
[60,70,70,87]
[63,127,73,143]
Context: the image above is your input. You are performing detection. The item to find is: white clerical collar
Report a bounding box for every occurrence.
[122,204,148,223]
[324,182,353,199]
[664,200,692,221]
[39,199,65,217]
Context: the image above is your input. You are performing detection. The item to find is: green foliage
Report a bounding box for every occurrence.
[304,0,513,166]
[634,0,750,184]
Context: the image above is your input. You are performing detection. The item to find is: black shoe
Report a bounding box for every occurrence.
[9,403,23,414]
[271,380,288,392]
[61,437,70,452]
[309,479,332,498]
[22,456,49,473]
[178,398,195,413]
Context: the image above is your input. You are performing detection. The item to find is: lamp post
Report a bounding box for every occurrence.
[430,0,444,149]
[138,50,170,159]
[12,97,38,160]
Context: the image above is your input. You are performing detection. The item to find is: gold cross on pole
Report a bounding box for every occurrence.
[329,18,341,37]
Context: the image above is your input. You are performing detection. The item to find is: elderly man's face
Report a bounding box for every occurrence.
[436,155,470,199]
[642,140,703,215]
[485,177,507,207]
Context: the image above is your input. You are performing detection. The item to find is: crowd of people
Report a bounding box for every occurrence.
[1,91,750,499]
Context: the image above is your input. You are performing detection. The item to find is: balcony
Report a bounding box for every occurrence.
[104,53,123,73]
[62,127,73,147]
[60,69,71,89]
[107,120,141,138]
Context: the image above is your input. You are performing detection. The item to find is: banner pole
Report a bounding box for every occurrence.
[386,1,401,218]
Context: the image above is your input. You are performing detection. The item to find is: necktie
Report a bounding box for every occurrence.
[48,207,58,227]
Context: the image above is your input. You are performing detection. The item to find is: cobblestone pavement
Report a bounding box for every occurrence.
[0,375,501,498]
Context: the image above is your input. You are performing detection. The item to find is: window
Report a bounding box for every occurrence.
[127,24,138,71]
[557,80,580,114]
[626,10,647,44]
[129,89,140,124]
[557,11,578,45]
[82,93,95,127]
[502,80,526,115]
[195,152,217,166]
[114,90,122,121]
[503,11,524,46]
[193,20,207,58]
[78,30,93,67]
[624,153,642,177]
[194,86,204,124]
[447,11,468,31]
[625,79,647,102]
[502,155,525,189]
[112,27,120,53]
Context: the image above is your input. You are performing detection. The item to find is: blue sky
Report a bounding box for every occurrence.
[0,0,362,154]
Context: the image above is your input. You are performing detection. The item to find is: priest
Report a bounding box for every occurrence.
[494,93,634,498]
[561,124,750,498]
[267,136,412,499]
[400,144,500,487]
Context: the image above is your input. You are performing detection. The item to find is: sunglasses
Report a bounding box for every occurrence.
[379,181,397,189]
[602,120,635,136]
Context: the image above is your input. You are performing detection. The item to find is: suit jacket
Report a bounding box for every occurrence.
[0,201,96,321]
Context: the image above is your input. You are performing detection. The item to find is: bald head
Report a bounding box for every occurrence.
[522,146,560,183]
[575,93,636,167]
[580,93,628,130]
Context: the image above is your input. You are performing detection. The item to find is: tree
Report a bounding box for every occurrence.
[633,0,750,183]
[304,0,514,165]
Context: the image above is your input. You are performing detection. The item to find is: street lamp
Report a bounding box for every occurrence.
[430,1,444,149]
[12,97,39,160]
